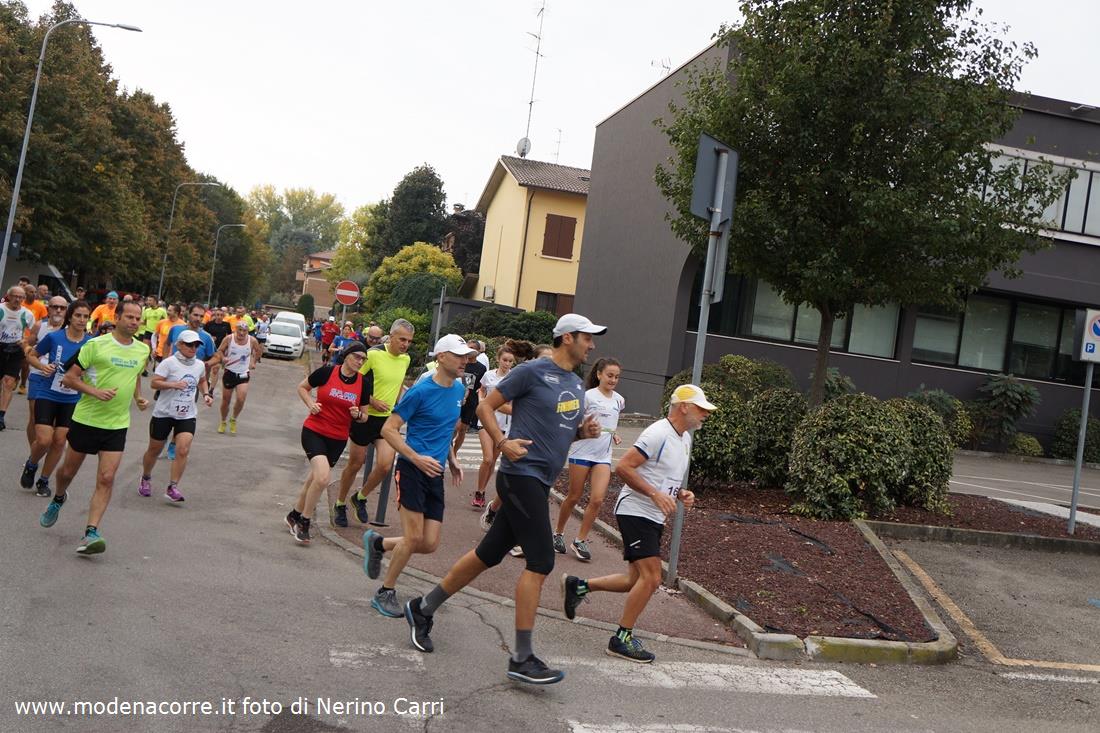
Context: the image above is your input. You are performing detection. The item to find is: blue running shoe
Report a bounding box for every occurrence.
[363,529,383,579]
[76,529,106,555]
[40,499,63,528]
[167,442,176,461]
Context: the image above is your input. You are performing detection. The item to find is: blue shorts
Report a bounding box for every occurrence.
[568,458,610,467]
[394,457,445,522]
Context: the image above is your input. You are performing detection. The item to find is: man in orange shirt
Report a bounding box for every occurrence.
[153,304,183,362]
[89,291,119,333]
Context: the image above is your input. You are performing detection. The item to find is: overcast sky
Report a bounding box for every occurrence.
[17,0,1100,214]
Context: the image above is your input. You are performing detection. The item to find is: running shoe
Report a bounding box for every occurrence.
[17,384,26,395]
[76,529,106,555]
[348,491,369,524]
[217,420,226,434]
[293,517,311,545]
[285,510,301,535]
[0,415,6,431]
[167,442,176,460]
[20,461,37,490]
[571,538,592,562]
[40,498,63,528]
[165,485,185,502]
[333,503,348,528]
[509,545,525,558]
[138,477,152,497]
[561,574,586,620]
[372,588,402,618]
[229,417,237,435]
[507,654,564,684]
[479,505,496,532]
[471,491,486,509]
[35,478,50,497]
[404,597,434,653]
[606,634,655,664]
[552,533,566,555]
[363,529,383,579]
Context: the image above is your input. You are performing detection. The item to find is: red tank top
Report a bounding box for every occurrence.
[303,365,364,439]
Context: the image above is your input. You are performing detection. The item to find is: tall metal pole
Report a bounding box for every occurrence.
[207,223,245,306]
[665,148,730,586]
[158,181,221,302]
[1,19,142,289]
[433,284,446,344]
[1068,361,1094,535]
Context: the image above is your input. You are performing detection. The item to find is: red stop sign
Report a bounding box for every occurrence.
[334,280,360,306]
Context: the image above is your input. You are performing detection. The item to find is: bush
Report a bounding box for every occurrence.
[384,272,452,313]
[296,293,315,319]
[748,388,807,487]
[907,387,973,448]
[808,366,856,401]
[1051,409,1100,462]
[976,373,1041,449]
[688,383,755,484]
[786,393,909,519]
[445,308,556,344]
[1008,433,1044,458]
[355,306,431,370]
[663,354,795,408]
[886,399,953,513]
[963,399,998,449]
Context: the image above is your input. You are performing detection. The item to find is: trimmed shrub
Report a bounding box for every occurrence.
[963,399,998,450]
[1051,409,1100,462]
[445,308,555,344]
[822,367,856,401]
[886,399,953,513]
[976,373,1041,449]
[296,293,315,319]
[748,388,808,487]
[688,383,755,484]
[1008,433,1044,458]
[907,387,973,448]
[662,363,739,408]
[786,393,910,519]
[663,354,795,408]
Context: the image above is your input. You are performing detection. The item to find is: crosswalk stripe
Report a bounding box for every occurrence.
[1000,671,1100,684]
[329,644,424,670]
[559,658,875,698]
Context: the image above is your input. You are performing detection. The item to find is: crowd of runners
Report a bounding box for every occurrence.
[5,279,716,686]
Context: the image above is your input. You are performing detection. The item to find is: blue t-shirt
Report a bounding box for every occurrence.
[330,335,355,361]
[313,322,323,339]
[496,358,586,486]
[393,376,465,466]
[167,324,216,361]
[31,329,92,403]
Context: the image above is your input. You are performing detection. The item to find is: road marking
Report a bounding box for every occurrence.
[955,474,1100,495]
[568,723,815,733]
[993,499,1100,528]
[329,644,424,670]
[559,658,874,698]
[949,480,1100,510]
[1000,671,1100,684]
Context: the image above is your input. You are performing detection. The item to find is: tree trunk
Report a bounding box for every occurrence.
[808,303,834,408]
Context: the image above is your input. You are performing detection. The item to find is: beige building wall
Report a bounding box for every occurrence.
[515,189,587,312]
[475,177,528,306]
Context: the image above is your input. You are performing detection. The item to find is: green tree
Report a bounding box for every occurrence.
[297,293,315,319]
[385,271,451,313]
[365,243,461,312]
[656,0,1069,405]
[324,240,370,288]
[380,165,447,261]
[446,207,486,275]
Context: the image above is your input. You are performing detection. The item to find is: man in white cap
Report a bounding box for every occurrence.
[363,334,472,618]
[138,329,214,502]
[562,383,716,663]
[403,313,604,685]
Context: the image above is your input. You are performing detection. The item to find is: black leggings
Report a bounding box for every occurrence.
[475,472,555,575]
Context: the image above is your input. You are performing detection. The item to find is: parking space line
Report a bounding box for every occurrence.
[949,480,1100,510]
[955,474,1100,499]
[895,550,1100,673]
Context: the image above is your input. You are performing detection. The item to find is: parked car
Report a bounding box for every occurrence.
[264,321,305,359]
[271,311,308,338]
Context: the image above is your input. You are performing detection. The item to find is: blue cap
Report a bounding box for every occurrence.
[107,291,119,299]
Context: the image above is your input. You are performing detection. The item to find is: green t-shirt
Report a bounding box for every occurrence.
[72,334,151,430]
[139,306,166,336]
[358,347,410,417]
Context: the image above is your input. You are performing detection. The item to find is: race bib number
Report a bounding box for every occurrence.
[50,368,76,395]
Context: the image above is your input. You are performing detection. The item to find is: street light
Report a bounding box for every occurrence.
[207,224,246,305]
[156,181,223,301]
[0,18,142,289]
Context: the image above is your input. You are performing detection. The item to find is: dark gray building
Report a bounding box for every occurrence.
[574,43,1100,440]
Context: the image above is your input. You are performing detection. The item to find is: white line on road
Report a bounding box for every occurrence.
[559,658,875,698]
[568,723,816,733]
[994,499,1100,527]
[329,644,424,670]
[949,481,1100,509]
[955,474,1100,498]
[1000,671,1100,684]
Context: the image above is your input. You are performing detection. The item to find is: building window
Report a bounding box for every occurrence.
[985,152,1100,237]
[542,214,577,259]
[793,306,846,349]
[535,291,574,317]
[1009,302,1060,379]
[744,282,795,340]
[913,305,962,365]
[957,294,1010,370]
[848,304,900,358]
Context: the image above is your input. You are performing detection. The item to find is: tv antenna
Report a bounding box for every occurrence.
[554,128,562,163]
[517,1,546,158]
[651,57,671,76]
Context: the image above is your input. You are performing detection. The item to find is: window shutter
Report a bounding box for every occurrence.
[556,294,574,316]
[543,215,561,257]
[557,217,576,259]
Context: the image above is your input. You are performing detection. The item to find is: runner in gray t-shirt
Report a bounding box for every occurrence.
[403,314,605,686]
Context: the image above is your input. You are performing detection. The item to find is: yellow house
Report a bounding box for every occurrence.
[474,155,589,314]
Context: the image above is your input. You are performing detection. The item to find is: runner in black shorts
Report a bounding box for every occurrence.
[403,314,605,686]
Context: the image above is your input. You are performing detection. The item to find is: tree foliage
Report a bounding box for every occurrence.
[378,165,447,262]
[446,208,486,275]
[364,243,461,312]
[656,0,1069,406]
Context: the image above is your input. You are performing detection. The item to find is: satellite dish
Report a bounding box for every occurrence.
[516,137,531,158]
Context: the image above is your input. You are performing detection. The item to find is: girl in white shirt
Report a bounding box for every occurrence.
[554,358,624,561]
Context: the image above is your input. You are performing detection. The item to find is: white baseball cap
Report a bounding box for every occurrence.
[670,384,718,411]
[552,313,607,337]
[328,316,335,321]
[175,329,202,345]
[430,334,476,357]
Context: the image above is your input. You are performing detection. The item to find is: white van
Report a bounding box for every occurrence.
[272,311,308,338]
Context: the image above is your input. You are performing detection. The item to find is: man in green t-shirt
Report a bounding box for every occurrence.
[39,300,150,555]
[333,318,413,527]
[139,295,166,376]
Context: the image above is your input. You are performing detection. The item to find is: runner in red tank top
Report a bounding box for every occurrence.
[286,342,369,544]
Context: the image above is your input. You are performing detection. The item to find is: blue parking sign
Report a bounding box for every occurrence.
[1088,343,1097,354]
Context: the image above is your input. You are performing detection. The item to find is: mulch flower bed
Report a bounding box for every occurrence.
[553,473,1100,642]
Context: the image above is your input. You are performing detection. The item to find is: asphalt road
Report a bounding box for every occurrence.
[1,356,1098,732]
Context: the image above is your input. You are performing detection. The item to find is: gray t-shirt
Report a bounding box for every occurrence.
[497,358,586,486]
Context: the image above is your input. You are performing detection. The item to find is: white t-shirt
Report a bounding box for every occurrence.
[613,418,692,524]
[224,336,253,376]
[476,352,490,370]
[0,305,34,345]
[152,354,206,420]
[480,367,511,434]
[568,388,625,463]
[29,321,60,376]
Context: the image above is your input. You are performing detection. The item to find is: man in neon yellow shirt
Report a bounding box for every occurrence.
[333,318,413,527]
[39,300,150,555]
[139,295,166,375]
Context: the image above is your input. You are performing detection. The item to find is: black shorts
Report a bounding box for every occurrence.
[34,399,76,429]
[301,426,346,467]
[138,333,152,342]
[149,415,197,442]
[394,456,445,522]
[0,346,24,379]
[460,403,479,429]
[67,420,127,454]
[616,513,664,562]
[475,472,554,575]
[349,414,387,447]
[222,371,250,389]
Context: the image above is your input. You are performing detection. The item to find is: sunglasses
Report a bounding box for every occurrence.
[180,341,201,348]
[49,304,66,309]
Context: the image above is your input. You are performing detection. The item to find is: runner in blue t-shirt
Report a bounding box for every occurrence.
[361,334,473,620]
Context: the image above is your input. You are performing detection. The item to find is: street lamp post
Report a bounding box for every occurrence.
[0,18,142,289]
[156,181,222,301]
[207,224,245,305]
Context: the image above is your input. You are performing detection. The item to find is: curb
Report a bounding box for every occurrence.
[552,490,955,665]
[863,520,1100,556]
[955,449,1100,472]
